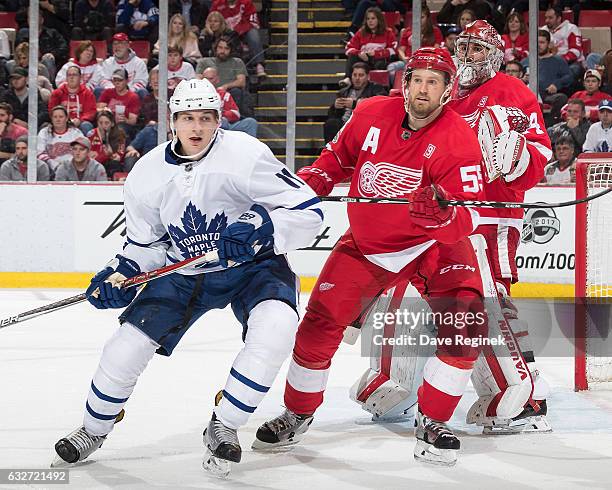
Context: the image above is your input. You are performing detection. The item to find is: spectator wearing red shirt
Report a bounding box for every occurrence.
[49,66,97,136]
[211,0,266,78]
[387,4,443,85]
[342,7,397,87]
[97,68,141,140]
[0,103,28,164]
[88,110,126,179]
[501,12,528,63]
[568,69,611,122]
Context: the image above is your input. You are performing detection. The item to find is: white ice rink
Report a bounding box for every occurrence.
[2,289,612,489]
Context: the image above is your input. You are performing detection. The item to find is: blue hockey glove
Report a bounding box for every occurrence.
[218,204,274,267]
[86,255,141,309]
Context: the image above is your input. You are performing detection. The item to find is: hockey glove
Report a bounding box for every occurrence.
[86,255,141,309]
[296,166,335,196]
[217,204,274,268]
[409,184,456,229]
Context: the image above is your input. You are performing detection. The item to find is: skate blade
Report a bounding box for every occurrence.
[483,416,552,435]
[251,436,302,451]
[202,447,232,478]
[414,440,457,467]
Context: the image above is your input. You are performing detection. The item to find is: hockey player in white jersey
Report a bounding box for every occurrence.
[52,79,323,476]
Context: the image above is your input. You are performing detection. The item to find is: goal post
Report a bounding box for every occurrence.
[574,153,612,391]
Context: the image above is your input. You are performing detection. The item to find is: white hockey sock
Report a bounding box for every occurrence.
[84,323,158,436]
[216,300,298,429]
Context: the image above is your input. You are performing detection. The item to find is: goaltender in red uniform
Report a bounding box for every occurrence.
[252,48,490,466]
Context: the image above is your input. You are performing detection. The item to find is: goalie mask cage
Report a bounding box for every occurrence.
[575,153,612,391]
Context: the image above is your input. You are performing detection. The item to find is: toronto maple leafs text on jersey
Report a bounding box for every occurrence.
[118,129,323,274]
[303,95,484,273]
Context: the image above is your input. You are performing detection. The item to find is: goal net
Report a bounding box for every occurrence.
[575,153,612,390]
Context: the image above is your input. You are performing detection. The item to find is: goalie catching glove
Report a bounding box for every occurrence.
[478,105,530,183]
[86,255,141,309]
[217,204,274,267]
[409,184,456,229]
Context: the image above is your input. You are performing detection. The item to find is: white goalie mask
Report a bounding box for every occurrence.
[456,20,504,89]
[168,78,222,160]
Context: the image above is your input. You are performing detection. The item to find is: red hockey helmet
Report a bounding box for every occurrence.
[455,20,504,88]
[402,47,456,110]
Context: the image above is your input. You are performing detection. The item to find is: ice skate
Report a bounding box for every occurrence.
[202,413,241,478]
[414,408,460,467]
[51,409,124,467]
[252,408,313,450]
[483,400,552,435]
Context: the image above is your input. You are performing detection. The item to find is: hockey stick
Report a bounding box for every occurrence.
[0,251,220,329]
[319,186,612,209]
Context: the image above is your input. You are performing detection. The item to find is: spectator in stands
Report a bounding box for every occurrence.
[7,42,53,98]
[548,98,590,155]
[199,11,242,59]
[153,14,202,66]
[49,66,97,136]
[438,0,502,31]
[196,37,250,117]
[343,0,403,44]
[494,0,549,17]
[324,62,387,143]
[72,0,115,41]
[569,69,610,122]
[387,4,443,86]
[90,33,149,99]
[602,49,612,96]
[124,122,172,171]
[55,41,104,90]
[583,99,612,152]
[342,7,397,88]
[0,102,27,164]
[15,11,69,82]
[542,135,577,184]
[457,9,476,31]
[88,110,126,179]
[37,105,83,175]
[211,0,267,78]
[0,135,50,182]
[39,0,71,40]
[140,68,161,126]
[156,45,197,91]
[502,11,528,63]
[201,66,258,137]
[0,30,10,73]
[541,6,584,81]
[97,68,141,140]
[116,0,159,44]
[0,68,50,130]
[169,0,209,36]
[504,60,526,81]
[442,25,461,57]
[536,29,573,122]
[54,137,108,181]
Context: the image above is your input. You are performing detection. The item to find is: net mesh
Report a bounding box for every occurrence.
[584,161,612,385]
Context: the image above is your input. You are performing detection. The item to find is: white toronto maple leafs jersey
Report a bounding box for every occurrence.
[120,129,323,275]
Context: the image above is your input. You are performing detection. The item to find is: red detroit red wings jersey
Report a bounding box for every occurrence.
[449,72,552,226]
[313,96,483,272]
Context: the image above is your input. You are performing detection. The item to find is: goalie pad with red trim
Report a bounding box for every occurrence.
[478,105,530,183]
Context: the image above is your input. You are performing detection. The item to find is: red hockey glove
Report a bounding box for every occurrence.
[409,184,456,229]
[296,166,335,196]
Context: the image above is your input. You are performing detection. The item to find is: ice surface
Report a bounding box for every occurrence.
[2,289,612,489]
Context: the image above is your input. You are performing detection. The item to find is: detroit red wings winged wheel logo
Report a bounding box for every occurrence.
[358,161,423,198]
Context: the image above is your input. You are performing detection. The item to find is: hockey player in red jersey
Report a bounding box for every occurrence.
[448,20,553,433]
[252,48,488,466]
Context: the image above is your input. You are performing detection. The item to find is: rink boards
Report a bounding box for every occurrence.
[0,183,576,296]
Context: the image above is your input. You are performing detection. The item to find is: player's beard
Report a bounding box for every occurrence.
[409,98,439,119]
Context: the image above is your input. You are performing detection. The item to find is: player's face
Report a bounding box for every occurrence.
[456,40,487,63]
[407,69,447,117]
[584,76,600,94]
[174,110,219,155]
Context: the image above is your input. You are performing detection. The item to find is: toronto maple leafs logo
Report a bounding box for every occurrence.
[167,202,228,258]
[358,161,422,198]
